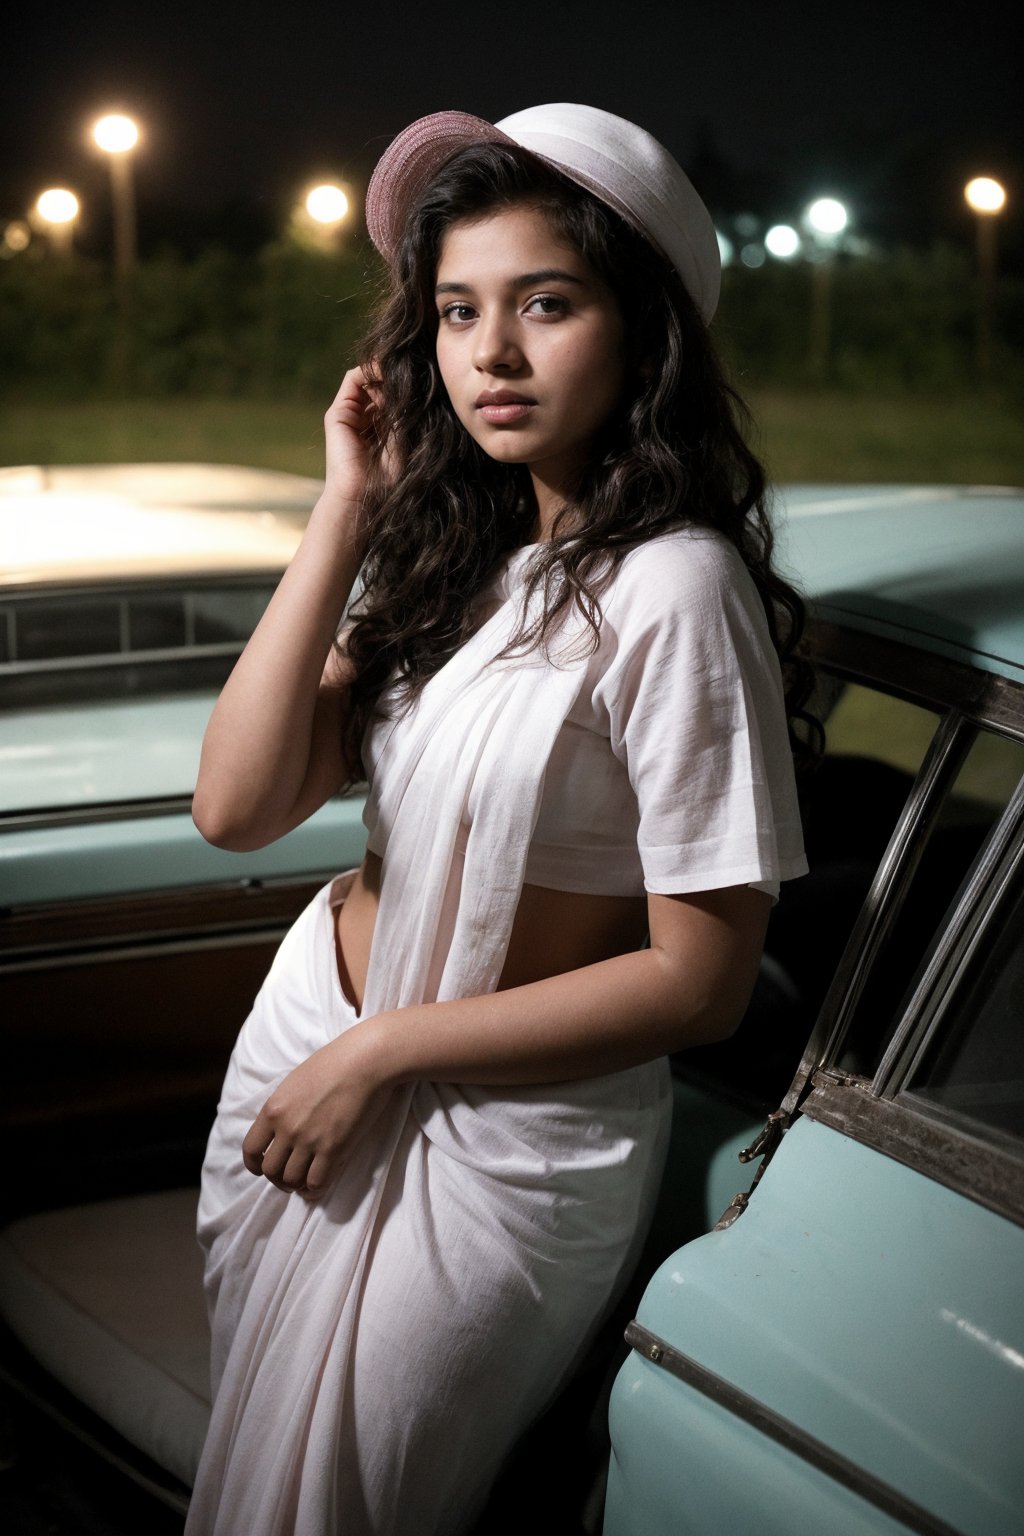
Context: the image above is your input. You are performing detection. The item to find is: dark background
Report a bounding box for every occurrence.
[3,0,1020,260]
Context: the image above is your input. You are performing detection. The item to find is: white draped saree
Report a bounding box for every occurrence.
[186,558,674,1536]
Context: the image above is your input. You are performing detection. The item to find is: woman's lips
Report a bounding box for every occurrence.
[477,401,534,424]
[475,391,535,425]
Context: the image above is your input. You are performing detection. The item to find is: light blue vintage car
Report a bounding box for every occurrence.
[0,464,368,1213]
[1,477,1021,1534]
[606,485,1024,1536]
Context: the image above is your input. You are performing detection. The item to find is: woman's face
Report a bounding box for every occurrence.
[433,203,627,525]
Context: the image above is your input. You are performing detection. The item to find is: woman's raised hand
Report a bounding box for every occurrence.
[322,366,383,513]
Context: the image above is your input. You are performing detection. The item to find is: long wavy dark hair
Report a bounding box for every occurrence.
[342,141,816,777]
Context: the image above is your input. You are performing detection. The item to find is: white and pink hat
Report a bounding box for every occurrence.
[365,103,721,323]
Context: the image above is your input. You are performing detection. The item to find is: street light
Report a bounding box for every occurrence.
[964,175,1007,379]
[91,112,140,277]
[802,196,849,380]
[306,184,349,227]
[805,198,848,240]
[34,187,80,255]
[294,182,351,252]
[765,224,801,260]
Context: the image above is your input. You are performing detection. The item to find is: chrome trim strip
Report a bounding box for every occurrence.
[0,783,365,833]
[0,796,195,831]
[0,926,294,974]
[623,1321,967,1536]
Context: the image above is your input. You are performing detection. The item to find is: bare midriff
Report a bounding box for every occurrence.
[334,849,648,1015]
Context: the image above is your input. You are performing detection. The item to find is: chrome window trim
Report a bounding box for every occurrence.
[0,641,246,677]
[762,625,1024,1219]
[781,708,975,1117]
[804,618,1024,736]
[872,784,1024,1098]
[623,1320,966,1536]
[0,573,280,678]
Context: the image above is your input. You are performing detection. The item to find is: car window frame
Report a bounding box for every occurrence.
[774,618,1024,1227]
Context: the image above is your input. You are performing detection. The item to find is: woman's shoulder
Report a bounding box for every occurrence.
[604,524,751,620]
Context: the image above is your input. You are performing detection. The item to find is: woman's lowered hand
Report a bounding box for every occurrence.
[241,1023,395,1199]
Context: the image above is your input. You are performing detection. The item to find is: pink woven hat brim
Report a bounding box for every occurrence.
[365,111,514,265]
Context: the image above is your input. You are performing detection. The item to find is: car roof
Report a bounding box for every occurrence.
[0,463,317,587]
[778,485,1024,684]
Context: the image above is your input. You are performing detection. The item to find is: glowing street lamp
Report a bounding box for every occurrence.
[91,112,140,276]
[294,182,351,252]
[765,224,801,260]
[964,175,1007,379]
[305,183,349,227]
[805,197,848,240]
[34,188,80,254]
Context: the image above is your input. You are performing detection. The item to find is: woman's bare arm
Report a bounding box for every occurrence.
[192,370,376,850]
[243,884,771,1196]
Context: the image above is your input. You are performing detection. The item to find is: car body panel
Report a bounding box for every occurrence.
[778,486,1024,682]
[0,796,367,907]
[3,472,1023,1527]
[0,693,217,813]
[0,463,315,587]
[607,1116,1024,1536]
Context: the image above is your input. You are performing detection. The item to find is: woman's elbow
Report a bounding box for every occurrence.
[191,787,268,852]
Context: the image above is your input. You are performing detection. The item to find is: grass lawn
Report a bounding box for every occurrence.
[1,388,1021,486]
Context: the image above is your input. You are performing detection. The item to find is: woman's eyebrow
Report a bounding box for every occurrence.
[435,268,587,296]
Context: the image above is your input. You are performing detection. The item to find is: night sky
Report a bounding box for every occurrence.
[4,0,1020,258]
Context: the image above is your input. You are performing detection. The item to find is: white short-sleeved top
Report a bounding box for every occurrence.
[364,527,808,900]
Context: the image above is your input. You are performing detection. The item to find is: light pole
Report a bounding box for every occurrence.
[803,197,848,380]
[34,188,80,255]
[92,112,140,277]
[964,175,1007,380]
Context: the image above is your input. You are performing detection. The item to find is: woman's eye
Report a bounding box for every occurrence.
[439,302,475,325]
[527,294,570,318]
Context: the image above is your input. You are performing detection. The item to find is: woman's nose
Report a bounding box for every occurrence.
[473,312,523,372]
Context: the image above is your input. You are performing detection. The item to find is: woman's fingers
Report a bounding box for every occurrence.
[242,1112,273,1175]
[326,367,379,437]
[244,1123,318,1195]
[240,1032,393,1199]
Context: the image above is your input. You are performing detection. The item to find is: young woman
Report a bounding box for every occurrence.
[187,104,809,1536]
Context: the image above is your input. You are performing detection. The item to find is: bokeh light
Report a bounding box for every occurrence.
[3,221,31,253]
[964,177,1006,216]
[305,184,349,226]
[765,224,801,259]
[715,229,734,267]
[92,113,140,154]
[805,197,849,237]
[36,188,80,225]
